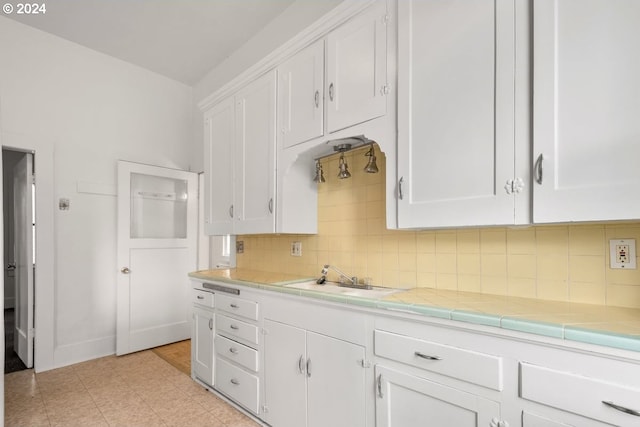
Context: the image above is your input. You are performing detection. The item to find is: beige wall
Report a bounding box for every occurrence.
[237,145,640,309]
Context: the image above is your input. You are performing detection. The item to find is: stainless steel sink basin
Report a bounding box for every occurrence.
[283,280,402,298]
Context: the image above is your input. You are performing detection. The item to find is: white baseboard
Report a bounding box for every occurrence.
[51,336,115,371]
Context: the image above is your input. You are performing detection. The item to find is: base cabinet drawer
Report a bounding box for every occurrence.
[216,314,259,346]
[192,289,214,308]
[215,335,259,372]
[216,293,259,321]
[520,362,640,426]
[216,358,260,414]
[374,329,503,391]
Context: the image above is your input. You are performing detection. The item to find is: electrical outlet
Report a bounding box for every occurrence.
[236,240,244,254]
[291,241,302,257]
[609,239,636,269]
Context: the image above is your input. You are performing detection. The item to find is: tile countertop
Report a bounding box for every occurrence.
[189,269,640,354]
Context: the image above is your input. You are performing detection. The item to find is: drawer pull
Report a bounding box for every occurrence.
[196,295,204,300]
[229,347,238,355]
[230,378,240,386]
[602,401,640,417]
[414,351,442,361]
[377,373,384,398]
[230,303,239,309]
[230,324,239,330]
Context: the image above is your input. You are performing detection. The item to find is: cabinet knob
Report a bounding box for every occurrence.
[121,267,130,274]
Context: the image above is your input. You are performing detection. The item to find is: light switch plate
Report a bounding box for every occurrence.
[609,239,636,269]
[290,241,302,257]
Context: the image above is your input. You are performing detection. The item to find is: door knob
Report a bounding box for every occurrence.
[121,267,130,274]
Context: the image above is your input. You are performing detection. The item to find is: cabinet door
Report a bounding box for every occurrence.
[192,307,214,387]
[397,0,517,228]
[203,97,235,235]
[326,0,388,133]
[533,0,640,222]
[234,70,277,234]
[279,40,325,149]
[307,332,366,427]
[263,320,307,427]
[376,366,500,427]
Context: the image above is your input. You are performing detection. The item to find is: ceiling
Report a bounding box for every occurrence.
[4,0,297,85]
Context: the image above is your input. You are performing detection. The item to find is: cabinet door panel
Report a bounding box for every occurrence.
[376,366,500,427]
[397,0,516,228]
[203,97,235,235]
[279,40,324,148]
[533,0,640,222]
[234,70,277,234]
[307,332,366,427]
[326,0,387,133]
[264,320,307,427]
[192,307,214,387]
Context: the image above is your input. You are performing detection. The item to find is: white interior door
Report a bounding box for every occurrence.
[13,152,34,368]
[116,161,197,355]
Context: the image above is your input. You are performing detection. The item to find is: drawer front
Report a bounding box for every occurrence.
[520,362,640,425]
[216,314,259,346]
[215,335,259,372]
[374,330,503,391]
[192,289,214,308]
[216,358,260,414]
[216,293,258,321]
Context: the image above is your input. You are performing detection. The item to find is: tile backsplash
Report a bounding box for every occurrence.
[237,145,640,309]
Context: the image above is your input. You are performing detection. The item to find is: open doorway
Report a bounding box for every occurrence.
[2,148,35,373]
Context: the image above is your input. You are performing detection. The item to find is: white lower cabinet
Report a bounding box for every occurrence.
[375,365,500,427]
[263,319,367,427]
[192,307,214,387]
[191,289,215,388]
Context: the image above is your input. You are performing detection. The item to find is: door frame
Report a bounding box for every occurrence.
[2,131,55,372]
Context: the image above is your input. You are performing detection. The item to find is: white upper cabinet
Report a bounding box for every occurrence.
[233,70,277,234]
[326,0,388,134]
[397,0,520,228]
[278,40,325,149]
[203,70,277,235]
[533,0,640,223]
[204,97,235,235]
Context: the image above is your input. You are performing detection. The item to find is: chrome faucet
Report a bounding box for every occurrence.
[320,264,368,289]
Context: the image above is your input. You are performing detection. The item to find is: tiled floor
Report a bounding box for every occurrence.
[4,349,260,426]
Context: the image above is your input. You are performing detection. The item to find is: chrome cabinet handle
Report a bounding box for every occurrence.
[268,198,273,214]
[329,83,334,101]
[306,358,312,377]
[377,373,383,398]
[398,177,404,200]
[229,347,239,355]
[314,90,320,107]
[196,295,204,300]
[603,401,640,417]
[208,318,213,330]
[534,154,544,184]
[230,303,239,309]
[230,378,240,386]
[298,355,305,374]
[121,267,130,274]
[229,204,234,218]
[415,351,442,361]
[230,324,239,330]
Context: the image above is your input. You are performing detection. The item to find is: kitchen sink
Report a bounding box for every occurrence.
[283,280,402,299]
